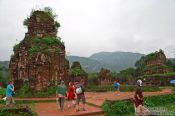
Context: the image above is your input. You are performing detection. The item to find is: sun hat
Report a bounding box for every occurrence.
[137,80,142,86]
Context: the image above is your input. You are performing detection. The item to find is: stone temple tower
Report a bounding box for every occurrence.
[9,8,69,91]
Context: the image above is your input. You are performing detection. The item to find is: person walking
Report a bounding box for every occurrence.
[133,80,149,116]
[6,80,15,107]
[114,80,120,95]
[57,80,67,111]
[74,80,86,112]
[67,82,75,108]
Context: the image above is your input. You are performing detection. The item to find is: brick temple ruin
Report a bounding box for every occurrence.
[9,9,69,91]
[145,50,169,75]
[142,50,174,85]
[98,68,112,85]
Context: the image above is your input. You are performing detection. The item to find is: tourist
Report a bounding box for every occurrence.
[57,80,67,111]
[6,80,15,107]
[114,80,120,95]
[67,81,75,108]
[74,80,86,112]
[133,79,149,116]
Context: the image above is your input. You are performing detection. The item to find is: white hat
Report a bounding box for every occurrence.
[137,80,142,86]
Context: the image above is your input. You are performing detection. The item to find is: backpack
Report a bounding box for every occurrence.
[75,85,83,94]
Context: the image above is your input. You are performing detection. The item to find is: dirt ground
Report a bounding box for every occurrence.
[32,88,172,116]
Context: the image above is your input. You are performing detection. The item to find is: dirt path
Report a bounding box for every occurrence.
[16,88,173,116]
[35,102,102,116]
[86,88,172,106]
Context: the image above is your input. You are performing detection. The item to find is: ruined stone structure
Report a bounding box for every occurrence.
[9,9,68,91]
[98,68,112,85]
[136,50,174,86]
[144,50,169,75]
[69,61,88,85]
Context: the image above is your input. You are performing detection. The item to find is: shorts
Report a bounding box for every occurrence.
[76,94,86,104]
[6,96,15,105]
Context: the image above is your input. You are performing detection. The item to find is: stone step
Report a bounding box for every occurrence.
[68,110,104,116]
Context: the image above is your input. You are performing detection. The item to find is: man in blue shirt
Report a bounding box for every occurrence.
[6,80,15,106]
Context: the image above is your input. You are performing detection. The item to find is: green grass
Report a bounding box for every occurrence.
[86,84,160,92]
[0,88,6,96]
[15,83,57,98]
[0,104,37,116]
[0,99,56,105]
[101,100,135,116]
[102,93,175,116]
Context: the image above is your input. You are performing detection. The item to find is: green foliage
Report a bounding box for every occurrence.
[16,83,29,97]
[70,67,86,77]
[28,45,40,56]
[144,93,175,107]
[28,37,63,57]
[15,83,57,98]
[102,100,135,116]
[54,21,60,30]
[98,68,112,80]
[23,6,60,30]
[143,72,175,77]
[43,6,57,19]
[71,61,82,69]
[0,67,10,88]
[86,84,160,92]
[0,88,6,96]
[135,49,165,70]
[166,59,175,71]
[102,93,175,116]
[13,44,20,52]
[0,106,36,116]
[88,73,99,85]
[143,65,173,72]
[23,18,29,26]
[31,37,63,45]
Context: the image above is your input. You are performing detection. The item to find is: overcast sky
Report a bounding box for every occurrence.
[0,0,175,61]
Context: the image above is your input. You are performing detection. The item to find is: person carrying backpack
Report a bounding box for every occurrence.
[74,80,86,112]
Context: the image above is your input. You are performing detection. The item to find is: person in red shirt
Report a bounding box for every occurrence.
[67,82,75,108]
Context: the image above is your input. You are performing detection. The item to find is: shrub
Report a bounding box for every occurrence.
[0,105,37,116]
[102,100,135,116]
[0,88,6,97]
[144,93,175,107]
[85,85,160,92]
[15,83,57,98]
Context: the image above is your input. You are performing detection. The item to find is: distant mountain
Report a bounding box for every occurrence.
[0,52,144,72]
[0,61,9,68]
[66,56,103,72]
[67,51,144,72]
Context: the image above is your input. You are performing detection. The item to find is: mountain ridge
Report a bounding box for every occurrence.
[67,51,145,72]
[1,51,174,73]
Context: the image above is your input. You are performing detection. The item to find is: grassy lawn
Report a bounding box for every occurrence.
[0,88,6,97]
[0,88,6,94]
[146,103,175,116]
[102,93,175,116]
[86,84,161,92]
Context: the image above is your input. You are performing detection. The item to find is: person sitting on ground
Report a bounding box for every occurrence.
[67,81,75,108]
[6,80,15,107]
[74,80,86,112]
[114,80,120,95]
[57,80,67,111]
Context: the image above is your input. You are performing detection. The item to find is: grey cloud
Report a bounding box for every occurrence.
[0,0,175,60]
